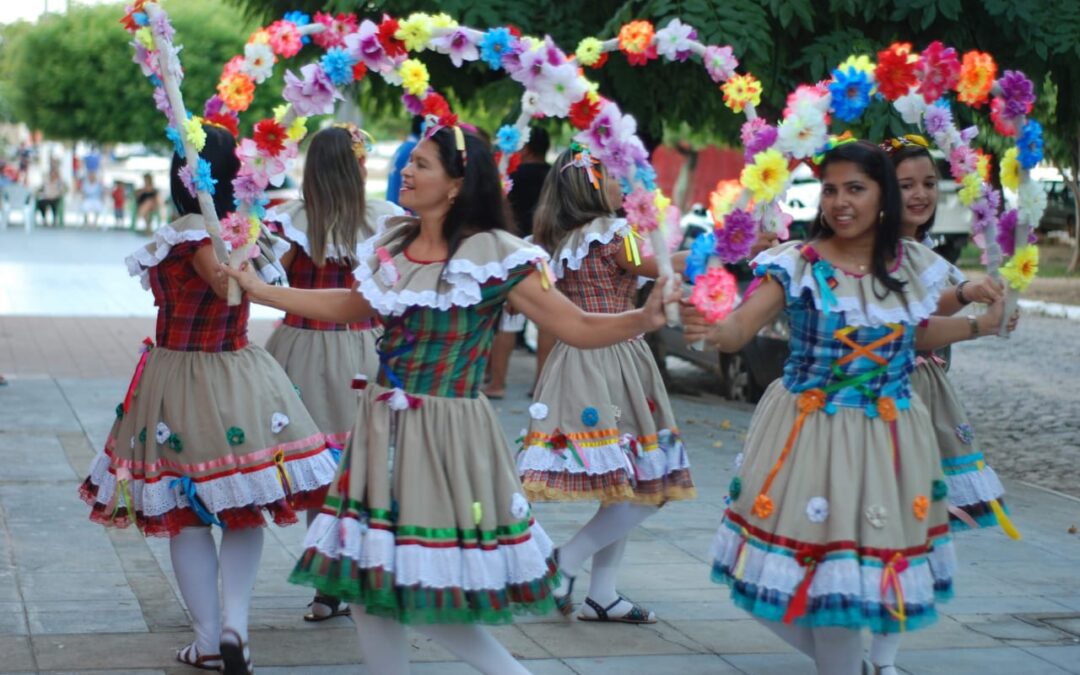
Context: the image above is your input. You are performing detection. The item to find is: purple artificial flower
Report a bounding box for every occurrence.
[997,70,1035,119]
[970,197,997,236]
[345,20,392,73]
[177,164,196,198]
[703,45,737,83]
[131,43,154,77]
[232,172,264,204]
[741,118,777,160]
[153,87,174,124]
[995,208,1036,256]
[715,208,757,263]
[600,139,637,179]
[923,104,952,137]
[401,91,425,115]
[283,63,344,117]
[510,42,548,90]
[576,101,619,153]
[431,28,479,68]
[151,12,175,42]
[203,95,224,118]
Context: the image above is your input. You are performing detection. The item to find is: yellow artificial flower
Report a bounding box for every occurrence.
[975,153,991,183]
[999,244,1038,291]
[184,117,207,152]
[395,13,433,52]
[247,215,261,242]
[273,104,289,123]
[399,59,430,97]
[709,179,742,225]
[287,116,308,142]
[248,29,271,45]
[429,13,457,29]
[957,172,982,207]
[618,20,654,55]
[839,55,876,76]
[740,149,789,203]
[722,73,763,114]
[135,26,155,50]
[1000,147,1020,192]
[576,37,603,67]
[654,190,671,213]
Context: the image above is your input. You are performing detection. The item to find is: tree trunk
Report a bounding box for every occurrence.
[1068,130,1080,275]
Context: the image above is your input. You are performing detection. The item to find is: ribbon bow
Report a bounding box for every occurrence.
[377,387,423,411]
[782,547,824,624]
[170,475,223,528]
[561,147,603,190]
[811,260,839,312]
[333,122,374,159]
[273,449,294,503]
[109,478,136,529]
[548,430,588,470]
[880,552,910,631]
[624,227,643,266]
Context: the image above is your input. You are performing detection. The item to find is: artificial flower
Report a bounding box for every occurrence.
[287,117,307,142]
[430,27,479,67]
[509,35,565,90]
[575,36,603,67]
[1002,244,1040,288]
[377,15,407,59]
[783,82,831,118]
[715,208,757,263]
[776,105,828,159]
[923,102,953,139]
[569,95,601,130]
[654,18,696,62]
[581,406,600,427]
[956,50,996,107]
[534,61,588,117]
[915,41,960,103]
[155,422,171,445]
[479,27,515,70]
[495,125,522,154]
[270,412,290,434]
[231,172,263,204]
[321,47,357,87]
[165,125,184,159]
[996,209,1036,257]
[761,202,793,240]
[241,41,275,84]
[893,91,928,126]
[741,118,778,160]
[806,497,830,523]
[990,97,1020,137]
[624,187,659,233]
[703,45,737,83]
[1017,180,1048,228]
[970,185,1001,236]
[226,426,246,446]
[510,492,529,519]
[1017,120,1044,170]
[217,73,255,112]
[399,58,429,97]
[528,402,548,420]
[183,117,206,152]
[950,145,979,181]
[247,29,270,46]
[352,61,368,82]
[345,20,392,73]
[957,172,982,207]
[283,63,343,116]
[312,12,357,50]
[204,94,224,118]
[282,10,311,43]
[177,164,196,197]
[728,476,742,501]
[741,149,789,203]
[222,55,245,79]
[721,73,762,113]
[828,64,874,122]
[134,26,154,50]
[253,119,287,156]
[753,494,774,519]
[204,112,239,138]
[193,157,216,195]
[151,11,175,42]
[932,479,949,501]
[975,149,993,183]
[1000,147,1021,192]
[395,13,433,52]
[618,20,654,56]
[875,42,919,101]
[236,138,287,188]
[690,265,738,322]
[912,495,929,520]
[864,504,887,528]
[997,70,1036,119]
[267,20,302,59]
[684,231,715,284]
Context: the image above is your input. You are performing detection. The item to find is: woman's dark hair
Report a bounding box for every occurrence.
[888,142,939,241]
[810,140,906,296]
[392,127,515,262]
[170,124,238,220]
[303,126,366,267]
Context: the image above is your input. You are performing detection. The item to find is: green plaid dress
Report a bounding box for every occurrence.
[290,222,561,624]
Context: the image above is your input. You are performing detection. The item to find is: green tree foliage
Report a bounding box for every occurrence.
[6,0,282,145]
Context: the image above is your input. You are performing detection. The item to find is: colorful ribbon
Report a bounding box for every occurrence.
[536,258,555,290]
[811,261,839,312]
[732,526,752,579]
[170,475,223,528]
[880,552,909,631]
[548,431,588,470]
[782,548,822,624]
[273,449,294,503]
[624,228,643,267]
[977,460,1022,540]
[122,337,155,414]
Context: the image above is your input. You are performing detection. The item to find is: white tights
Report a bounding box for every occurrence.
[755,619,864,674]
[351,607,531,674]
[555,502,657,603]
[169,526,264,655]
[869,632,902,668]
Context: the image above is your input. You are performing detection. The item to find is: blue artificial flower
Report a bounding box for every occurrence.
[828,67,873,123]
[283,11,312,44]
[249,197,269,219]
[194,158,216,196]
[685,231,716,283]
[148,74,163,88]
[479,27,513,70]
[1017,119,1044,170]
[635,163,657,192]
[618,176,633,195]
[165,125,185,159]
[321,47,356,87]
[581,406,600,427]
[133,11,148,26]
[495,125,521,154]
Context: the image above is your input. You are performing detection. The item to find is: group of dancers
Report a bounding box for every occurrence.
[78,114,1018,674]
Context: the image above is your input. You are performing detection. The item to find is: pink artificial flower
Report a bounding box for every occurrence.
[345,20,395,74]
[949,146,978,180]
[623,188,659,233]
[267,20,303,59]
[916,41,960,103]
[283,63,344,117]
[703,45,737,83]
[312,12,358,50]
[430,28,480,68]
[690,266,738,322]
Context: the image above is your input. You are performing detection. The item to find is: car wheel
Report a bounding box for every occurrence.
[719,352,765,402]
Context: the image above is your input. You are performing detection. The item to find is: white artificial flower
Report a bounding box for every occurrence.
[805,497,830,523]
[242,42,275,84]
[521,90,541,115]
[528,402,549,420]
[534,62,588,118]
[893,92,927,125]
[387,388,410,411]
[654,18,695,62]
[865,504,888,529]
[510,493,530,519]
[1017,180,1048,227]
[776,103,828,159]
[155,422,171,445]
[270,412,290,434]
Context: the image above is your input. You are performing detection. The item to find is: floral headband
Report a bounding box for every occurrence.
[333,123,374,160]
[880,134,931,156]
[561,142,602,190]
[422,116,467,170]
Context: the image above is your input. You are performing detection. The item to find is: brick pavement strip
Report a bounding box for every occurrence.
[2,325,1080,673]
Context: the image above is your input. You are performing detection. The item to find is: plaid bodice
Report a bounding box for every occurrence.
[556,237,637,314]
[148,240,249,352]
[283,248,371,331]
[375,264,534,398]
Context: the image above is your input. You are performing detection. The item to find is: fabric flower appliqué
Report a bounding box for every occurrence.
[226,427,246,446]
[912,495,929,521]
[932,479,948,501]
[168,433,183,453]
[805,497,830,523]
[139,427,147,445]
[955,423,974,445]
[728,476,742,501]
[510,492,529,520]
[155,422,172,445]
[581,406,600,427]
[528,402,548,421]
[865,504,887,529]
[752,493,774,519]
[271,412,290,434]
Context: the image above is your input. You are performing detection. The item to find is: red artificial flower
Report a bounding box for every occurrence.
[421,92,451,118]
[507,25,522,38]
[312,12,358,50]
[204,112,239,138]
[120,0,148,31]
[253,119,287,156]
[352,61,368,82]
[378,15,407,58]
[875,42,919,101]
[626,44,658,67]
[591,52,609,69]
[916,41,960,103]
[569,96,602,130]
[990,97,1025,137]
[504,152,522,175]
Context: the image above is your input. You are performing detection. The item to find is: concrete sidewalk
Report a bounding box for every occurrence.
[2,336,1080,674]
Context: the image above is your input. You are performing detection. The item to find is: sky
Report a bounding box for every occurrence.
[0,0,118,26]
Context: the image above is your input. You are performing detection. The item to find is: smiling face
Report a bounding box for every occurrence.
[894,155,938,238]
[819,160,883,242]
[398,138,461,214]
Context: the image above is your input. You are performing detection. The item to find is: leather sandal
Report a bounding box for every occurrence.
[219,627,253,675]
[303,595,351,622]
[176,642,222,671]
[578,596,657,624]
[552,549,576,616]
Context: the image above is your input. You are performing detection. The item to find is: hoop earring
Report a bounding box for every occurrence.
[878,210,884,224]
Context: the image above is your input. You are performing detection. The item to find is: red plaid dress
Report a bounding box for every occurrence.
[555,236,637,314]
[283,248,372,331]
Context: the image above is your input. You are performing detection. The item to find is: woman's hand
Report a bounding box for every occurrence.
[748,230,779,259]
[679,299,714,345]
[221,262,267,301]
[963,276,1003,305]
[639,276,681,332]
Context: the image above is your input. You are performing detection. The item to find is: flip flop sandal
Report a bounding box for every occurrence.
[303,595,351,622]
[578,596,657,624]
[176,642,222,671]
[219,628,253,675]
[552,549,576,616]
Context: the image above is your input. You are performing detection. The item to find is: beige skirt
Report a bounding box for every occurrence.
[265,323,382,448]
[518,338,695,505]
[80,345,335,537]
[289,382,558,625]
[911,358,1009,530]
[711,379,955,633]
